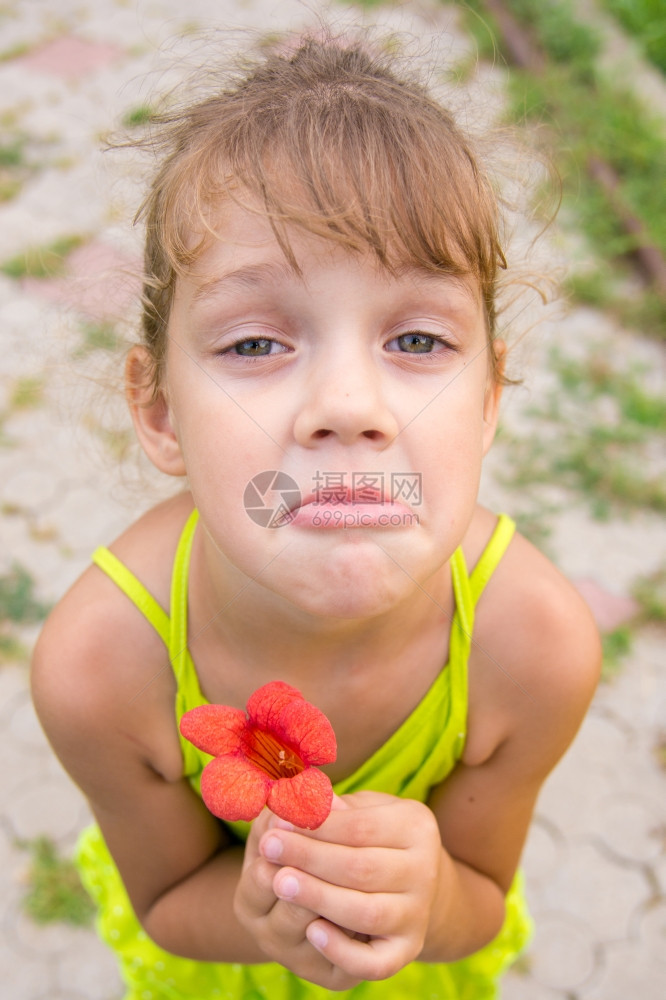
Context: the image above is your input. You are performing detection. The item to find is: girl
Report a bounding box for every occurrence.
[32,31,601,1000]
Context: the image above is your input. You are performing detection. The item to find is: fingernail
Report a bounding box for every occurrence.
[307,925,328,951]
[262,835,283,862]
[276,874,299,900]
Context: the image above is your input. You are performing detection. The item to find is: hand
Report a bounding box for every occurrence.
[258,792,444,983]
[234,807,362,989]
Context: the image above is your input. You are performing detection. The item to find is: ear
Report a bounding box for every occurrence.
[125,346,186,476]
[482,338,506,455]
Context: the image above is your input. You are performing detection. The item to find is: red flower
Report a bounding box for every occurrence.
[179,681,337,830]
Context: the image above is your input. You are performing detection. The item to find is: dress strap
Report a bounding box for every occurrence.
[468,514,515,604]
[169,508,200,686]
[91,546,171,648]
[445,514,516,760]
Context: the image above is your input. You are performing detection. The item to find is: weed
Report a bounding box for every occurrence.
[1,234,85,280]
[0,564,50,624]
[655,732,666,772]
[20,837,95,927]
[0,140,25,167]
[121,104,155,128]
[0,42,31,63]
[0,633,25,661]
[466,0,666,339]
[76,321,122,356]
[632,565,666,623]
[10,375,44,410]
[600,0,666,75]
[601,625,633,679]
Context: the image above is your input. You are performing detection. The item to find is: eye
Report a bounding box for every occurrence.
[229,338,287,357]
[396,333,436,354]
[386,331,453,355]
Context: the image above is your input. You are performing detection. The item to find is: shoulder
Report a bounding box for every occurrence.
[31,492,195,790]
[464,509,602,771]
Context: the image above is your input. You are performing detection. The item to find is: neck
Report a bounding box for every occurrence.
[189,531,455,691]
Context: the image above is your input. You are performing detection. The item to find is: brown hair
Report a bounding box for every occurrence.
[133,33,508,390]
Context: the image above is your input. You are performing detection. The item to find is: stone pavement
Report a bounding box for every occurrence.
[0,1,664,998]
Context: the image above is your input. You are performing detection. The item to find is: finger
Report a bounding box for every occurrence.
[306,918,413,982]
[273,866,404,939]
[237,854,281,919]
[260,830,409,893]
[278,795,430,850]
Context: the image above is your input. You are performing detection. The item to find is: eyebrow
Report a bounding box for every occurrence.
[192,260,298,301]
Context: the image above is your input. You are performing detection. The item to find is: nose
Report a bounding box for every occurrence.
[293,352,400,449]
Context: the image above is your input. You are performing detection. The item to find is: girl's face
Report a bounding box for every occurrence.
[154,202,502,619]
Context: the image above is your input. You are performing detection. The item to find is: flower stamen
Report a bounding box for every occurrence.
[243,726,305,780]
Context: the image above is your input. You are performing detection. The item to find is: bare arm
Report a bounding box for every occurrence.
[31,567,280,964]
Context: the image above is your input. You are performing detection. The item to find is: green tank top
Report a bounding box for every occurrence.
[77,509,532,1000]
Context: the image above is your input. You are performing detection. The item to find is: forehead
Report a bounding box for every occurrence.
[182,197,483,308]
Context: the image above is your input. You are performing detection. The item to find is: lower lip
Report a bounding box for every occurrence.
[289,502,416,530]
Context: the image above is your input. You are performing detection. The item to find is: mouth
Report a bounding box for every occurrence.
[289,485,417,530]
[294,486,387,510]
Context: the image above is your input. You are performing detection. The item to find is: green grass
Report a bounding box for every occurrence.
[1,234,85,279]
[20,837,95,927]
[463,0,666,340]
[0,140,25,167]
[553,353,666,431]
[600,0,666,75]
[9,375,45,410]
[601,625,633,680]
[121,104,156,128]
[500,348,666,517]
[0,564,50,624]
[75,321,123,356]
[632,564,666,623]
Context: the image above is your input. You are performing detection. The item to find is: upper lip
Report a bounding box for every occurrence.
[294,486,394,510]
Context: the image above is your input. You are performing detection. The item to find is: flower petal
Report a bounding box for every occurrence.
[179,704,246,756]
[275,700,337,765]
[200,754,271,822]
[267,767,333,829]
[247,681,337,766]
[247,680,303,732]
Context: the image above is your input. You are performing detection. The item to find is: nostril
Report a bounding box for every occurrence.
[312,429,331,439]
[363,430,381,441]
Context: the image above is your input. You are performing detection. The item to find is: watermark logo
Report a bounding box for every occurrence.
[311,471,422,506]
[244,470,422,528]
[243,471,301,528]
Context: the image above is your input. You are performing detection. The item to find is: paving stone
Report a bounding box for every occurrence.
[573,577,640,632]
[9,899,88,957]
[581,934,666,999]
[22,241,141,323]
[2,465,63,515]
[55,932,124,1000]
[18,36,124,81]
[7,773,88,841]
[533,736,615,840]
[590,791,665,865]
[0,939,54,996]
[0,822,29,892]
[533,840,650,942]
[7,689,52,752]
[501,969,566,1000]
[520,815,566,891]
[639,898,666,968]
[0,741,52,804]
[526,911,601,991]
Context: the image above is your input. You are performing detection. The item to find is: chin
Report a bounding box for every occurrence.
[286,544,418,621]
